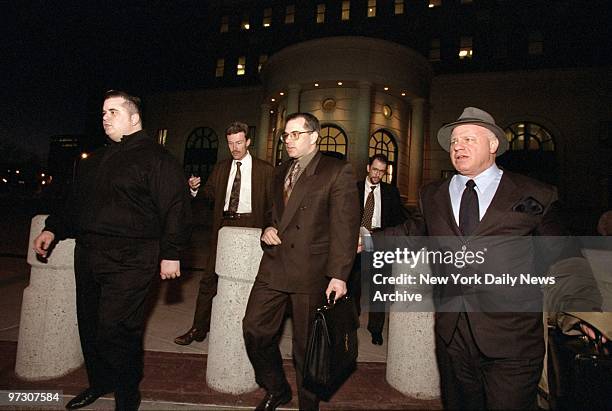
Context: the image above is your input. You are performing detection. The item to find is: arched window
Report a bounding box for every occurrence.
[504,122,555,152]
[498,121,556,184]
[369,129,398,184]
[318,124,348,159]
[184,127,219,181]
[275,124,349,164]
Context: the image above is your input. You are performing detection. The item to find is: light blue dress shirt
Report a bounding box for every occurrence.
[449,164,503,226]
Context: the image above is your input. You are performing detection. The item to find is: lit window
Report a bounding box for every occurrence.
[258,54,268,72]
[429,0,441,8]
[263,8,272,27]
[394,0,404,15]
[241,14,250,30]
[220,16,229,33]
[367,0,376,17]
[237,56,246,76]
[528,31,543,55]
[157,129,168,146]
[285,5,295,24]
[341,1,350,20]
[429,38,441,61]
[459,36,473,59]
[316,4,325,23]
[215,58,225,77]
[369,130,398,184]
[504,122,555,152]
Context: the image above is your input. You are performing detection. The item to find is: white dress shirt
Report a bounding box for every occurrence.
[364,177,382,229]
[224,152,253,213]
[449,163,503,225]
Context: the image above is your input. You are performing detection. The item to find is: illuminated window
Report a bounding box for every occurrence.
[367,0,376,17]
[528,31,543,55]
[220,16,229,33]
[341,1,350,21]
[263,8,272,27]
[258,54,268,72]
[215,58,225,77]
[369,130,398,184]
[429,38,441,61]
[394,0,404,15]
[459,36,473,59]
[236,56,246,76]
[318,125,348,159]
[316,4,325,23]
[241,14,250,30]
[429,0,441,8]
[504,122,555,152]
[157,129,168,146]
[285,5,295,24]
[184,127,219,182]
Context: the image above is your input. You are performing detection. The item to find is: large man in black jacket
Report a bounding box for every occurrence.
[33,90,192,411]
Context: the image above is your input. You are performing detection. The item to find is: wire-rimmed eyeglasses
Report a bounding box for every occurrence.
[280,130,313,143]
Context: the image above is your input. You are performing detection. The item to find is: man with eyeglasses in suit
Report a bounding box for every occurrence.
[243,112,360,410]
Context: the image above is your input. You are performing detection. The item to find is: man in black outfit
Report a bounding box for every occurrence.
[33,90,192,410]
[349,153,405,345]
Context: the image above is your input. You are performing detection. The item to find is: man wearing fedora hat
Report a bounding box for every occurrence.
[388,107,584,409]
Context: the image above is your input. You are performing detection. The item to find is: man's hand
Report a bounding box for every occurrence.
[160,260,181,280]
[261,227,282,245]
[580,322,608,344]
[188,176,201,194]
[33,230,55,258]
[326,278,347,302]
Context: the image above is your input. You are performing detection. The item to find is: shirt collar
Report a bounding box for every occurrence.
[365,177,378,191]
[454,163,501,192]
[233,151,252,167]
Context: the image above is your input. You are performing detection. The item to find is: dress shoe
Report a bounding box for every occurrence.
[66,387,105,409]
[255,388,292,411]
[174,327,207,345]
[371,331,383,345]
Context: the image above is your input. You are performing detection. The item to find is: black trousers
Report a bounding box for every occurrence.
[348,252,387,334]
[436,312,543,410]
[74,237,159,396]
[243,278,326,411]
[193,215,256,331]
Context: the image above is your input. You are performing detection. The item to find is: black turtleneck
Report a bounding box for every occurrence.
[45,130,192,260]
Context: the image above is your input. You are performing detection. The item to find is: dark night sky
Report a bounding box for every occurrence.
[2,2,210,164]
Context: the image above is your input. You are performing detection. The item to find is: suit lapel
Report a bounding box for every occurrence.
[433,180,462,236]
[475,172,518,235]
[218,160,232,204]
[278,152,322,234]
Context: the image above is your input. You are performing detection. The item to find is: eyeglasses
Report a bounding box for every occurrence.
[280,130,313,143]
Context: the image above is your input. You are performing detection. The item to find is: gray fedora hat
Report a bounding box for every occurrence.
[437,107,509,156]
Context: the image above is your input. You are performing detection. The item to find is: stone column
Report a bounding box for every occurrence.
[256,103,271,161]
[15,215,83,380]
[206,226,263,394]
[407,98,425,206]
[286,83,301,115]
[386,254,440,399]
[354,81,373,178]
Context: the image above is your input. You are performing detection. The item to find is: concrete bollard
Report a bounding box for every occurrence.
[386,256,440,399]
[206,226,262,394]
[15,215,83,380]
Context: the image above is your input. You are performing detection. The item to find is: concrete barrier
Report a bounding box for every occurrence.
[15,215,83,380]
[385,256,440,399]
[206,226,262,394]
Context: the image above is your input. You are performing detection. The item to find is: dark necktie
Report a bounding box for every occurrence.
[228,161,241,213]
[459,179,479,236]
[361,185,376,231]
[283,160,301,205]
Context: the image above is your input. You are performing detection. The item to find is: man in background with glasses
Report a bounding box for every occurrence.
[243,112,360,410]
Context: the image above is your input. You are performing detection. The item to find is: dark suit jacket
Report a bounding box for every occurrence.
[199,155,274,272]
[257,151,361,294]
[396,170,568,359]
[357,180,406,229]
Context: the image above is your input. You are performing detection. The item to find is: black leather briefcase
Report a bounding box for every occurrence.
[303,292,360,398]
[547,328,612,410]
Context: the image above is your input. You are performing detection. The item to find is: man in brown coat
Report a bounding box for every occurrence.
[175,122,274,345]
[243,112,360,410]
